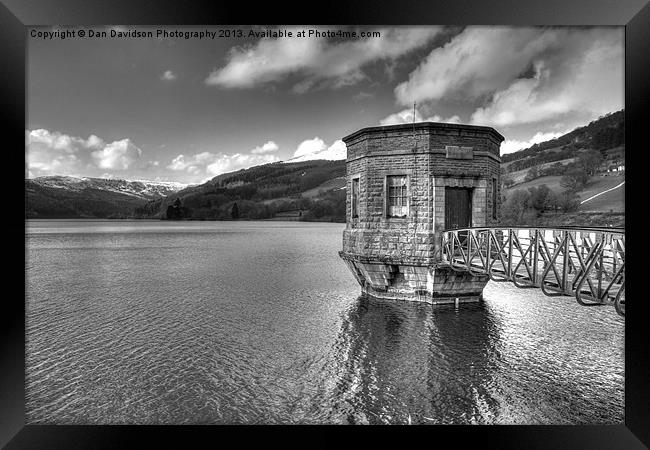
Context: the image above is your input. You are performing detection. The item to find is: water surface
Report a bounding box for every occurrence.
[26,220,624,424]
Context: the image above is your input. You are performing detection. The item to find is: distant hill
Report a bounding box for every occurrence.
[135,159,347,221]
[26,176,187,218]
[502,109,624,173]
[500,110,625,227]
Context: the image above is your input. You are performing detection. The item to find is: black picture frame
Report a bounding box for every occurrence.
[5,0,648,447]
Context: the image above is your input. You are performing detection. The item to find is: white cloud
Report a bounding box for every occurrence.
[167,152,217,174]
[428,114,461,124]
[379,108,461,126]
[470,30,624,127]
[86,134,104,149]
[380,108,421,125]
[206,153,279,176]
[395,27,558,106]
[251,140,279,154]
[91,139,142,170]
[206,27,442,92]
[290,138,347,162]
[292,137,327,158]
[167,151,280,177]
[27,129,143,177]
[167,140,283,178]
[500,131,565,155]
[161,70,177,81]
[393,26,623,130]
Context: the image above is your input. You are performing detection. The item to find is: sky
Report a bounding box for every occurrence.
[27,25,624,184]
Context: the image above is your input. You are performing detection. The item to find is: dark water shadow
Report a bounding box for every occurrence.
[310,294,504,424]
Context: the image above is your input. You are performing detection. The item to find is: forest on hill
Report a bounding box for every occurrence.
[135,159,347,222]
[499,110,625,227]
[501,110,624,173]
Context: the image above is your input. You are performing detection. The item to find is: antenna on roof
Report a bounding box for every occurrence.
[413,101,416,126]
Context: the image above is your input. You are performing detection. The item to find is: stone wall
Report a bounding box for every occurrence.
[339,253,491,304]
[342,123,503,265]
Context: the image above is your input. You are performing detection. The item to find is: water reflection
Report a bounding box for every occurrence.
[318,288,623,425]
[319,295,503,424]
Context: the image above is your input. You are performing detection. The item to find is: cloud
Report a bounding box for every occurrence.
[395,27,557,105]
[167,151,280,177]
[380,108,420,125]
[161,70,177,81]
[206,153,279,176]
[500,131,565,155]
[250,141,279,154]
[167,152,219,174]
[167,140,283,178]
[470,30,624,127]
[393,26,623,129]
[91,139,142,170]
[27,129,143,177]
[290,138,347,162]
[379,108,461,126]
[205,27,442,92]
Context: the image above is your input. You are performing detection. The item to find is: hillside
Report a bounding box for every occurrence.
[501,109,624,167]
[503,173,625,211]
[499,109,625,227]
[136,159,347,221]
[26,176,187,218]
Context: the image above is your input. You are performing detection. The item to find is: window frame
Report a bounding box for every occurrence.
[384,174,409,219]
[351,176,360,219]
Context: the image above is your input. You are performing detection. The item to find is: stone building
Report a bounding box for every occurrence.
[339,122,504,303]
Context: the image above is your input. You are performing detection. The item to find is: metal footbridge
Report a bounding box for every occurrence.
[441,227,625,317]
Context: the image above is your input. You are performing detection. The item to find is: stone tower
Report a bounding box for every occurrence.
[339,122,504,303]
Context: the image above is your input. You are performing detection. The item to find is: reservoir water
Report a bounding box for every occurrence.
[26,220,624,424]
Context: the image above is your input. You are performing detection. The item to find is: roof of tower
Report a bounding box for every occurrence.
[342,121,505,144]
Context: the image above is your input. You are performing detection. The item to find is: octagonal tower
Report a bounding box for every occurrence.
[339,122,504,303]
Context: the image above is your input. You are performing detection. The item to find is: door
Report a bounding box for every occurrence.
[445,187,472,230]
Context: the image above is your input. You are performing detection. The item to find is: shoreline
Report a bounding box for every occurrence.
[25,217,346,223]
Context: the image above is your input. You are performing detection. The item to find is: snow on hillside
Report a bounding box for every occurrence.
[30,176,189,200]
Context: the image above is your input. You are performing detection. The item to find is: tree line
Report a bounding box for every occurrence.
[160,188,346,222]
[500,149,606,225]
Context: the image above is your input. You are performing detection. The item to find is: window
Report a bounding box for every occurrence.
[492,178,498,220]
[351,177,359,218]
[387,175,408,217]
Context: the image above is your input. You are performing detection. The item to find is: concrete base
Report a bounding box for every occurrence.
[340,251,488,304]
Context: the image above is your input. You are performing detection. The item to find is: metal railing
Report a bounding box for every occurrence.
[441,227,625,317]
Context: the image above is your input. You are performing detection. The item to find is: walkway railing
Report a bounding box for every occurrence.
[441,227,625,317]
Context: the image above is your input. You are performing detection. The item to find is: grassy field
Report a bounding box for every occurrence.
[506,157,576,184]
[259,176,346,206]
[504,172,625,213]
[504,175,564,196]
[301,176,346,198]
[578,176,624,212]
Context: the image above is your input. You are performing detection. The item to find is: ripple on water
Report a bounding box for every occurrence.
[26,220,624,424]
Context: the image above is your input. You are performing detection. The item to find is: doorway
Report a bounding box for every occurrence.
[445,187,472,230]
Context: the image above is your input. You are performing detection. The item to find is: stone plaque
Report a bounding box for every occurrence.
[445,145,474,159]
